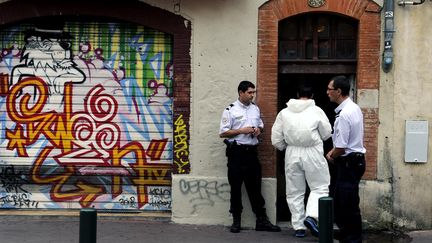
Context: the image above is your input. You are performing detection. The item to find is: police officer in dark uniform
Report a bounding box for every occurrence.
[219,80,280,233]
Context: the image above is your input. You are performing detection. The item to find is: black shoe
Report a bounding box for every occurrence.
[304,216,319,237]
[295,229,306,238]
[333,229,342,240]
[230,217,241,233]
[255,216,281,232]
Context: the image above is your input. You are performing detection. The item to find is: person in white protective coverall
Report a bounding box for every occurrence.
[271,85,332,238]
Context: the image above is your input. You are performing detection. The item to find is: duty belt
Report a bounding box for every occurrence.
[335,152,364,167]
[346,152,364,158]
[233,143,257,151]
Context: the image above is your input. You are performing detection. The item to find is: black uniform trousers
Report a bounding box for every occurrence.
[334,152,366,243]
[226,144,266,217]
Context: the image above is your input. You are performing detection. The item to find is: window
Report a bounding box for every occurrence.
[279,14,358,61]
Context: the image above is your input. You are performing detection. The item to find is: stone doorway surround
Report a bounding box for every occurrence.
[257,0,381,179]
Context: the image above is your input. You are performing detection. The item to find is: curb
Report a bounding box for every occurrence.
[0,209,171,221]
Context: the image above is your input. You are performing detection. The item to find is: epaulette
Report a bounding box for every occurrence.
[225,103,234,110]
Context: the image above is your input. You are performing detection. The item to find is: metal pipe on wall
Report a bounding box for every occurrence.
[382,0,395,73]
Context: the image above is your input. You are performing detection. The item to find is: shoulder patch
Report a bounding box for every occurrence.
[222,117,229,125]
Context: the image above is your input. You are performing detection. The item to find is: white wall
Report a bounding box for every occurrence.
[142,0,274,227]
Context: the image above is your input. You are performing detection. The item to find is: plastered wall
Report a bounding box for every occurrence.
[143,0,273,227]
[378,2,432,229]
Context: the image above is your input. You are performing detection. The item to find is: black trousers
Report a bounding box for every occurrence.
[334,153,366,243]
[226,144,266,217]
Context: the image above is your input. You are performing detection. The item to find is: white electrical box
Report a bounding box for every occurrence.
[404,120,429,163]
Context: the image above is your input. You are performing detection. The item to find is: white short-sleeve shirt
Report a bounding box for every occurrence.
[219,100,264,145]
[332,98,366,155]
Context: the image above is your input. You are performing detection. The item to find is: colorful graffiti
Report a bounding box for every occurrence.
[0,20,177,210]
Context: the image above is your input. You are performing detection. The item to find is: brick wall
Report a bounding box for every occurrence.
[257,0,381,179]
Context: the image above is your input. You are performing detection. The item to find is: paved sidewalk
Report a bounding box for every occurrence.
[0,213,430,243]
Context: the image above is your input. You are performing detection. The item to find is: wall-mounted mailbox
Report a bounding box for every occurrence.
[405,120,428,163]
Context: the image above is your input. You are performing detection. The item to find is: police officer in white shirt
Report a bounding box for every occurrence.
[219,80,280,233]
[326,76,366,243]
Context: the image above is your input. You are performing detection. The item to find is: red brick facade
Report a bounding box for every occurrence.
[257,0,381,179]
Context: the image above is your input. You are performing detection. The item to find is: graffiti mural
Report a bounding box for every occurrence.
[0,20,175,210]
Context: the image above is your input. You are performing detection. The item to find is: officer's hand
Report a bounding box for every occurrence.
[253,127,261,137]
[326,151,334,163]
[239,127,255,135]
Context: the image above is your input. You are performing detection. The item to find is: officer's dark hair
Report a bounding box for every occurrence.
[297,85,313,99]
[331,75,350,96]
[238,80,255,94]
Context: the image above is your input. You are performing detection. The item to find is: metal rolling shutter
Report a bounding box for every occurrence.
[0,19,173,211]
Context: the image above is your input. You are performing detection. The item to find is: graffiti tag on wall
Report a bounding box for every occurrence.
[174,114,190,173]
[179,179,229,214]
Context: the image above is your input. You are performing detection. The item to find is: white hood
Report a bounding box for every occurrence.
[287,99,315,113]
[271,98,332,150]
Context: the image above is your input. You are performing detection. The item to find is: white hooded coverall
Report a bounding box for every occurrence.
[271,99,332,230]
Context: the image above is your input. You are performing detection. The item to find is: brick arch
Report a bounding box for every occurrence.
[257,0,380,179]
[0,0,192,174]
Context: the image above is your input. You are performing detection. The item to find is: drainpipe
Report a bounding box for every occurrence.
[382,0,395,73]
